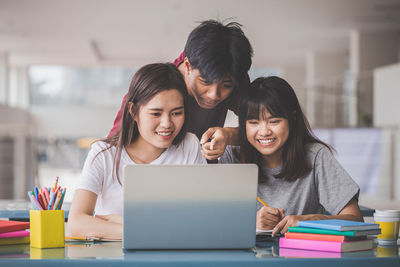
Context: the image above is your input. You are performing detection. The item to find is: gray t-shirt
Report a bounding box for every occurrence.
[219,143,360,215]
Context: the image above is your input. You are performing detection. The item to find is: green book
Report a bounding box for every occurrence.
[0,236,30,245]
[288,226,381,236]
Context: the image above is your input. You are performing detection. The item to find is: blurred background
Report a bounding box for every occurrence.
[0,0,399,209]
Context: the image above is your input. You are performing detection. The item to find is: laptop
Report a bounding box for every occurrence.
[123,164,258,250]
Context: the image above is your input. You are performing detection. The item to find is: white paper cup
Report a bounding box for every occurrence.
[373,210,400,245]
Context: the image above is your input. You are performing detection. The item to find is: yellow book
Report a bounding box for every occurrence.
[0,236,30,245]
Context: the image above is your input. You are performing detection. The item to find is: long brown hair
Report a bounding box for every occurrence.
[238,76,331,181]
[96,63,188,185]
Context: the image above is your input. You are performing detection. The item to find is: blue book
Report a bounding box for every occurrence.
[297,219,380,231]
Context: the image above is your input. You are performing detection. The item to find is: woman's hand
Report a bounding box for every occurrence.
[272,214,327,237]
[95,214,123,224]
[272,198,364,237]
[256,206,285,230]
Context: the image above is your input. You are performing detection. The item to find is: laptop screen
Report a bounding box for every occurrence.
[123,164,258,250]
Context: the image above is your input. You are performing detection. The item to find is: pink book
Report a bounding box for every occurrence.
[279,248,342,258]
[0,230,30,238]
[279,237,373,253]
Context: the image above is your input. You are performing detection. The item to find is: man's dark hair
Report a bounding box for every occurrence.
[184,20,253,89]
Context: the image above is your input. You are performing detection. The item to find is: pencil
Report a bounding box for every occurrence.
[29,191,43,210]
[54,176,59,191]
[53,191,62,210]
[257,196,269,207]
[65,236,99,241]
[58,188,66,210]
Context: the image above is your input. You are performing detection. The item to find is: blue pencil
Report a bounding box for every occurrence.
[27,191,38,210]
[48,191,56,210]
[34,187,40,202]
[56,189,66,210]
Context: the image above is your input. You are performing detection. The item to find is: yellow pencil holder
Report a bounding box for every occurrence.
[30,247,66,259]
[30,210,65,248]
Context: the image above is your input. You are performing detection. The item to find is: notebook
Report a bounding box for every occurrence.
[0,220,30,233]
[123,164,258,250]
[279,237,373,253]
[288,226,381,236]
[297,219,380,231]
[279,247,342,258]
[0,236,30,246]
[0,230,30,238]
[284,232,366,242]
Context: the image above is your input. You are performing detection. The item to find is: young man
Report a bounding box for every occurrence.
[109,20,253,160]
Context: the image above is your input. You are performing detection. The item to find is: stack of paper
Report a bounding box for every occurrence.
[279,219,380,253]
[0,220,30,245]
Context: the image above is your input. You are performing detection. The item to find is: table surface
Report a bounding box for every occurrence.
[0,237,399,267]
[0,201,375,221]
[0,201,396,266]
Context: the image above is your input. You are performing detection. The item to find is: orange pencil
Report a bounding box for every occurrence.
[53,191,63,210]
[53,176,59,191]
[257,197,269,207]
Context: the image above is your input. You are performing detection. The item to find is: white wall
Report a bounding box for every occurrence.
[374,62,400,201]
[0,53,7,104]
[29,106,119,138]
[305,51,348,127]
[356,31,399,73]
[0,104,34,199]
[0,104,31,130]
[348,30,399,127]
[374,63,400,126]
[282,64,307,109]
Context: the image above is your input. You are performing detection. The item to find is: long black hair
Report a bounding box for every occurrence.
[238,76,330,181]
[97,63,188,185]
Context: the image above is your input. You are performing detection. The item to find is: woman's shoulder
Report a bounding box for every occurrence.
[88,140,116,158]
[182,132,199,144]
[90,140,112,151]
[305,142,333,161]
[170,133,200,153]
[219,145,240,163]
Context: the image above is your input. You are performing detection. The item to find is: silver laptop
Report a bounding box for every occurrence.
[123,164,258,250]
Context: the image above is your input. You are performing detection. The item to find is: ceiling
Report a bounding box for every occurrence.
[0,0,399,68]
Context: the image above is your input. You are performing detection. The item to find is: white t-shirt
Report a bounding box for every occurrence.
[77,133,206,215]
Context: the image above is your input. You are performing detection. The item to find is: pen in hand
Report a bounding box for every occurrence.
[257,197,269,207]
[257,196,285,219]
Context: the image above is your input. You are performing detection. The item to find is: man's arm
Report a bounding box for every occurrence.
[200,127,239,160]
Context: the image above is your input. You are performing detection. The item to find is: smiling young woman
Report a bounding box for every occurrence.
[68,63,206,240]
[219,76,363,237]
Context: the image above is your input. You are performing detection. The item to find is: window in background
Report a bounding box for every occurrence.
[28,66,137,107]
[27,65,282,201]
[248,67,282,82]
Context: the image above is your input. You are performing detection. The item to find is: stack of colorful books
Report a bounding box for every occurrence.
[279,219,381,253]
[0,220,30,245]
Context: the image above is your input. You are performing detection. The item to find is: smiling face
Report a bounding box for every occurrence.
[183,59,234,109]
[133,89,185,154]
[245,108,289,168]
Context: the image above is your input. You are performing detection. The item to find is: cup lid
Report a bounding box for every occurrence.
[374,210,400,216]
